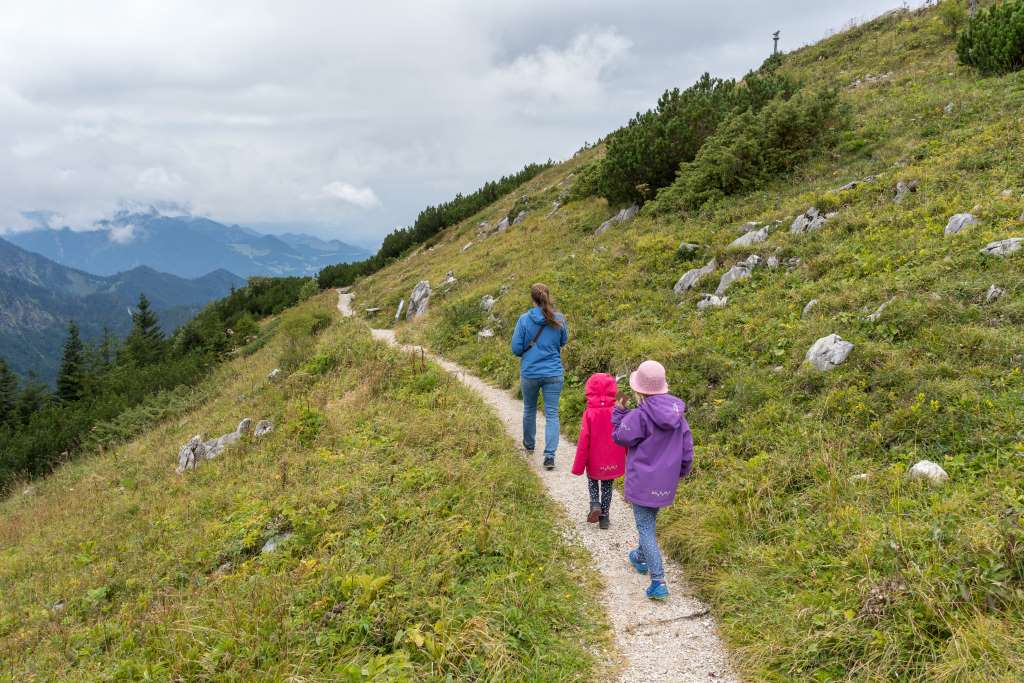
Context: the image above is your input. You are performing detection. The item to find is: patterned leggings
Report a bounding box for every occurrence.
[587,477,613,516]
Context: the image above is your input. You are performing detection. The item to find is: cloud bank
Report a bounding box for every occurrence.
[0,0,912,244]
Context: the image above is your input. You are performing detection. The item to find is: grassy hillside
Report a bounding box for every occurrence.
[0,293,608,681]
[354,5,1024,681]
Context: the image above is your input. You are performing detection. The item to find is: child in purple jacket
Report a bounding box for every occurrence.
[612,360,694,600]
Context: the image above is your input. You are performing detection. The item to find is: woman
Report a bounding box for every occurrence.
[511,283,569,470]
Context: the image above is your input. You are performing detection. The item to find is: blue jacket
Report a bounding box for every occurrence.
[511,307,568,379]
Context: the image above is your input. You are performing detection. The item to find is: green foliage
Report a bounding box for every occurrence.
[318,162,553,289]
[0,360,17,426]
[651,88,846,212]
[939,0,968,35]
[123,293,165,366]
[596,69,797,205]
[298,277,319,301]
[564,159,605,202]
[57,321,86,403]
[957,0,1024,74]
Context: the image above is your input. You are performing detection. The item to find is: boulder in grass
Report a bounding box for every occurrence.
[261,533,293,554]
[906,460,948,485]
[729,227,769,249]
[714,256,760,297]
[805,334,854,371]
[477,328,495,340]
[894,180,918,203]
[677,242,701,254]
[696,294,728,311]
[673,259,717,295]
[802,299,819,319]
[496,216,510,232]
[440,271,457,288]
[790,207,833,234]
[985,285,1005,303]
[176,435,208,474]
[395,299,405,320]
[513,211,528,225]
[944,213,977,236]
[267,368,281,381]
[480,295,497,312]
[595,204,640,235]
[253,420,274,438]
[865,298,895,322]
[979,238,1023,257]
[407,281,431,319]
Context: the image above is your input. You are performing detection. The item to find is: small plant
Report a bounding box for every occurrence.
[957,0,1024,74]
[939,0,968,36]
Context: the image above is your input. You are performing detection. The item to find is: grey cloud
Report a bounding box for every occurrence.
[1,0,912,243]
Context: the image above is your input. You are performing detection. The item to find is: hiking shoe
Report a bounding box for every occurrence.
[587,505,601,524]
[646,580,669,601]
[628,549,648,574]
[543,456,555,470]
[598,514,610,530]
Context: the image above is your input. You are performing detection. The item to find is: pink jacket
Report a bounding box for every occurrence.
[572,373,627,480]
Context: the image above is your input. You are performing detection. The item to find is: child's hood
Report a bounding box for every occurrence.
[584,373,618,408]
[638,394,687,430]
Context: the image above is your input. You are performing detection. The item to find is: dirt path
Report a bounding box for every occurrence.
[338,291,739,682]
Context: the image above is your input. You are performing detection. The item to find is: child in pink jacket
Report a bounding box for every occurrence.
[571,373,627,529]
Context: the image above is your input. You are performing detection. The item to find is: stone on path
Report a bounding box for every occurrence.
[729,226,768,249]
[802,299,819,318]
[985,284,1005,303]
[944,213,976,236]
[674,259,717,295]
[697,294,728,310]
[805,334,854,371]
[407,280,431,319]
[595,204,639,235]
[906,460,949,485]
[979,238,1023,257]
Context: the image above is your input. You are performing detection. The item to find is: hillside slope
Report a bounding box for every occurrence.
[353,5,1024,681]
[0,238,245,381]
[0,293,608,680]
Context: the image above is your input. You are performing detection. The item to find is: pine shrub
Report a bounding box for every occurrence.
[957,0,1024,74]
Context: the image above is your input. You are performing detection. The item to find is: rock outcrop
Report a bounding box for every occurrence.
[906,460,949,485]
[595,204,639,235]
[979,238,1022,257]
[802,299,819,319]
[480,295,496,311]
[790,207,834,234]
[728,226,768,249]
[944,213,977,236]
[894,180,918,203]
[714,255,760,297]
[985,284,1005,303]
[674,259,717,295]
[805,334,854,371]
[253,420,274,438]
[865,298,895,322]
[395,298,405,320]
[176,435,208,474]
[697,294,728,310]
[512,211,528,225]
[407,281,431,319]
[204,418,252,459]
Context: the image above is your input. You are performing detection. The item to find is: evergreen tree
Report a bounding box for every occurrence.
[16,373,50,425]
[124,293,165,365]
[0,358,17,426]
[57,321,86,402]
[98,326,117,368]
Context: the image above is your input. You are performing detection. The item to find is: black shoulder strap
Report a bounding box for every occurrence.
[527,320,547,349]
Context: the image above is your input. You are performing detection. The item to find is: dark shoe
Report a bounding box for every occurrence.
[599,514,610,529]
[543,456,555,470]
[587,505,601,523]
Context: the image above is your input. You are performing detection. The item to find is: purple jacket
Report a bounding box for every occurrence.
[612,394,694,508]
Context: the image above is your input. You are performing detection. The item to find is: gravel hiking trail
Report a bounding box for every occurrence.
[338,290,739,682]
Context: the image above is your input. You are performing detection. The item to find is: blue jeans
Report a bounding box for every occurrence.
[521,375,563,457]
[633,504,665,581]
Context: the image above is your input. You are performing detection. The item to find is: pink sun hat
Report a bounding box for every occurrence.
[629,360,669,395]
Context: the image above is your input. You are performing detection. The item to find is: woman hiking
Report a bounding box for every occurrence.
[511,283,569,470]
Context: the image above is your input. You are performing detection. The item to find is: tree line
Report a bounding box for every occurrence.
[318,161,553,289]
[0,276,314,493]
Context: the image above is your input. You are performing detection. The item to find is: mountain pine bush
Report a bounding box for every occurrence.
[651,88,846,212]
[596,69,796,205]
[957,0,1024,74]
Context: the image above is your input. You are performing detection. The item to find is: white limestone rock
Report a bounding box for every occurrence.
[595,204,640,235]
[729,227,769,249]
[790,207,834,234]
[480,295,496,311]
[985,284,1005,303]
[805,334,854,371]
[673,258,717,295]
[407,280,432,319]
[979,238,1023,257]
[906,460,949,485]
[696,294,728,310]
[944,213,977,236]
[802,299,819,319]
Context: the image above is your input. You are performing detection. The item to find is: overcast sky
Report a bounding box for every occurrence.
[0,0,911,247]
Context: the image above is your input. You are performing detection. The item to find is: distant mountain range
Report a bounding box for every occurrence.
[0,237,245,383]
[7,207,371,279]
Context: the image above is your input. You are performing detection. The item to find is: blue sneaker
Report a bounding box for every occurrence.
[646,580,669,600]
[628,549,648,575]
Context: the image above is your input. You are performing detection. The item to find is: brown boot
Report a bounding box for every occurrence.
[587,504,601,523]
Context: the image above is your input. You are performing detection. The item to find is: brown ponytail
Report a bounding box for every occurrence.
[531,283,562,329]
